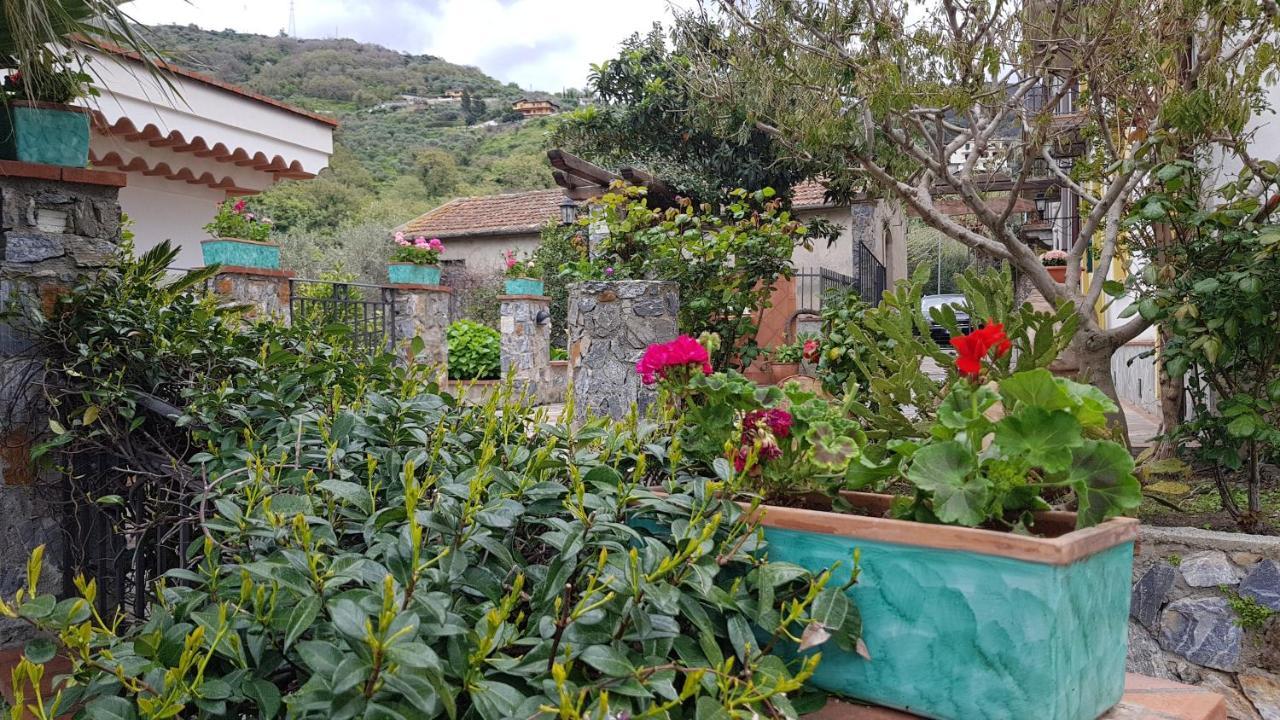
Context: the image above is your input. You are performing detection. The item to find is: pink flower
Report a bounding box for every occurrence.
[604,267,615,276]
[428,238,443,251]
[233,199,246,214]
[245,212,255,221]
[635,335,713,385]
[734,408,793,471]
[395,231,405,244]
[415,237,428,248]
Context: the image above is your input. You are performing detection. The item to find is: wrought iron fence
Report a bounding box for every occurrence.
[288,278,397,354]
[795,267,856,314]
[853,241,888,304]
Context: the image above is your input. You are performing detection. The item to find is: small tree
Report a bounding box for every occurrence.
[1133,162,1280,529]
[675,0,1280,433]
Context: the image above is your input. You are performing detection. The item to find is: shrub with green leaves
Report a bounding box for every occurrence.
[446,319,501,380]
[1,386,860,720]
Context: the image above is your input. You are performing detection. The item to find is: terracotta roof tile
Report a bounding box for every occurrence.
[792,180,833,209]
[400,189,568,239]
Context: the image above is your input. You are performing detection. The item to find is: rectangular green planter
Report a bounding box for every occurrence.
[503,278,544,295]
[0,102,90,167]
[201,239,281,270]
[388,263,441,285]
[753,492,1138,720]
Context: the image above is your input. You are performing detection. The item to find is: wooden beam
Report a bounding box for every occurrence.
[548,148,619,186]
[930,175,1059,195]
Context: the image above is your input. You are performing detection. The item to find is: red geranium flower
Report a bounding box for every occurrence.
[635,335,713,385]
[950,322,1011,380]
[802,339,821,363]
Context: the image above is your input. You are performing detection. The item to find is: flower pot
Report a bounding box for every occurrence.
[0,101,90,167]
[201,238,281,270]
[1045,265,1067,282]
[387,263,441,285]
[751,491,1138,720]
[504,278,544,295]
[769,361,801,384]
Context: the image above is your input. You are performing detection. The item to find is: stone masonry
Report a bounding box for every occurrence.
[568,280,678,421]
[390,283,450,374]
[0,163,126,647]
[1127,526,1280,720]
[211,267,293,322]
[500,294,554,403]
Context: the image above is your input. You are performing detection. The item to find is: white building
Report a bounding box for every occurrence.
[75,42,336,268]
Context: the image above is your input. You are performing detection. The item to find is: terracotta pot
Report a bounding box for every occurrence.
[742,363,773,385]
[1045,264,1068,282]
[769,362,801,385]
[742,491,1138,720]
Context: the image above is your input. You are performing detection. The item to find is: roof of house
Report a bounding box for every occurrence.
[400,188,569,239]
[514,98,560,107]
[86,38,340,128]
[400,180,851,240]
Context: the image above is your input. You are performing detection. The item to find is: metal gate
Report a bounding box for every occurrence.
[289,278,397,353]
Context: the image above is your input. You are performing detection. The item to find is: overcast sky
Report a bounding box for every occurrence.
[127,0,678,92]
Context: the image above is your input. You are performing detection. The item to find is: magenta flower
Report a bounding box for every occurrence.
[604,267,615,277]
[429,238,444,251]
[635,335,713,385]
[233,199,246,214]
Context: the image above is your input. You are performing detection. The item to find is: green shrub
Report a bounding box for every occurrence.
[447,319,501,380]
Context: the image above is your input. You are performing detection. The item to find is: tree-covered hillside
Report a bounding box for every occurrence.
[142,25,574,283]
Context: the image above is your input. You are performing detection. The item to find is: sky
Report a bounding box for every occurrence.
[127,0,679,92]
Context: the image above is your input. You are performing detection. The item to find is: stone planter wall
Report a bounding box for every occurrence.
[390,284,450,373]
[567,281,678,421]
[1128,526,1280,719]
[210,267,293,322]
[0,164,126,648]
[499,294,555,404]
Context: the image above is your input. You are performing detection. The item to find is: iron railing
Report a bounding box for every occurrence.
[289,278,397,354]
[853,241,888,304]
[795,267,856,314]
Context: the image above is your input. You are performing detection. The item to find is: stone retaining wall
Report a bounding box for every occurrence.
[1128,526,1280,719]
[567,281,678,421]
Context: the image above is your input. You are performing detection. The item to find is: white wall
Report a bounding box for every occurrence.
[120,175,226,269]
[434,232,544,276]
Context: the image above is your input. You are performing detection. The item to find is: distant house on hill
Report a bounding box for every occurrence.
[443,88,465,99]
[512,98,559,118]
[77,41,336,268]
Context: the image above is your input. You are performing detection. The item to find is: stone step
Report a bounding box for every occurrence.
[804,674,1226,720]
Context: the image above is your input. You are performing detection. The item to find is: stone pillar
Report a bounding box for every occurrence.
[0,163,126,646]
[211,267,293,323]
[499,294,554,403]
[390,283,450,374]
[568,280,678,421]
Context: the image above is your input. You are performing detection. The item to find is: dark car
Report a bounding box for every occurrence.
[920,294,971,346]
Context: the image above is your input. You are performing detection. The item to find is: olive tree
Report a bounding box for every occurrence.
[674,0,1280,434]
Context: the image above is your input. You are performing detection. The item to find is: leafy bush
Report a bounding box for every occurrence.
[447,319,501,380]
[204,198,273,241]
[563,184,811,369]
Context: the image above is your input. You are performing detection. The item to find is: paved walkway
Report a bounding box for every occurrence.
[1124,401,1161,450]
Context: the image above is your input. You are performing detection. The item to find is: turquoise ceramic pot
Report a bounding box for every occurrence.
[755,493,1138,720]
[388,263,441,285]
[0,102,90,167]
[503,278,544,295]
[201,239,281,270]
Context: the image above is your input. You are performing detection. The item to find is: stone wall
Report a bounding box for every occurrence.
[568,281,678,421]
[1128,526,1280,719]
[499,294,555,404]
[211,267,292,322]
[0,165,126,647]
[390,284,450,373]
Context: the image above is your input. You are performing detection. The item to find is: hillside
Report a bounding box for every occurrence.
[143,24,571,250]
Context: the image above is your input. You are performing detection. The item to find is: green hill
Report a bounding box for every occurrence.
[143,24,571,244]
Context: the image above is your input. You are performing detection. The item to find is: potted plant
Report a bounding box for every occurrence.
[1041,248,1069,282]
[501,249,544,295]
[0,53,93,167]
[769,340,803,384]
[639,327,1142,720]
[200,199,280,269]
[388,232,444,285]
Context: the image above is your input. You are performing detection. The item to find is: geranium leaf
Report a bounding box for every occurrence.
[1066,440,1142,528]
[993,407,1082,473]
[906,441,989,526]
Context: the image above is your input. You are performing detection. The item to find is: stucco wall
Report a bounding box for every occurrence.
[1113,340,1160,417]
[433,231,542,275]
[792,199,908,283]
[120,175,227,269]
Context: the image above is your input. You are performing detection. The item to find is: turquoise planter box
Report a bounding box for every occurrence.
[504,278,544,295]
[754,494,1138,720]
[201,239,280,270]
[0,103,90,167]
[388,263,441,285]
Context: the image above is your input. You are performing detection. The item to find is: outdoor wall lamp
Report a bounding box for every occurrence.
[559,197,577,225]
[536,309,551,325]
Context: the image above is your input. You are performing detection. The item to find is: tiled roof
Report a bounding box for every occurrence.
[399,189,567,239]
[791,180,832,209]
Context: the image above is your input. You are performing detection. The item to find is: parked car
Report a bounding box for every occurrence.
[920,294,970,345]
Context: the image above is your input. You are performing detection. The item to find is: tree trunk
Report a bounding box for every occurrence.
[1151,324,1185,460]
[1069,331,1131,444]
